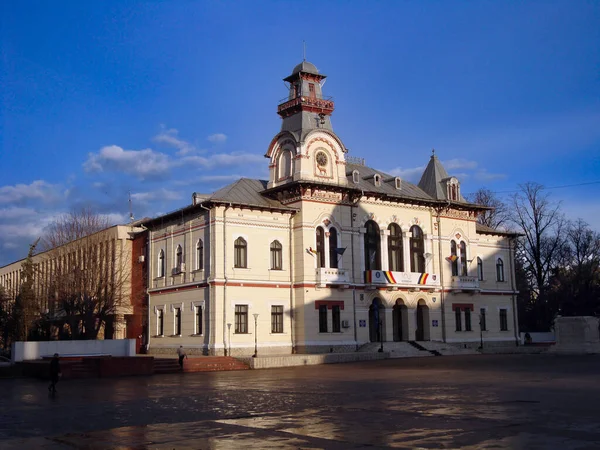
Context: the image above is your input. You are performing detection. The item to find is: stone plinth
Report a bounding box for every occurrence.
[550,316,600,354]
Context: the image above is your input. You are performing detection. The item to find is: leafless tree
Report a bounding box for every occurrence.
[466,188,510,229]
[510,182,566,298]
[40,210,129,339]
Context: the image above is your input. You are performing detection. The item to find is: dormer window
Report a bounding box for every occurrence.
[395,177,401,190]
[352,170,360,184]
[374,174,381,187]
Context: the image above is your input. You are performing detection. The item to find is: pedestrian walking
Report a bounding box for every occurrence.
[177,346,187,370]
[48,353,61,394]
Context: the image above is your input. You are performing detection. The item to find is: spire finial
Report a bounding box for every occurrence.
[431,148,436,157]
[303,41,306,61]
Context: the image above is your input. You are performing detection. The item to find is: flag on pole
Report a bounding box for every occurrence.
[446,255,458,263]
[306,247,318,257]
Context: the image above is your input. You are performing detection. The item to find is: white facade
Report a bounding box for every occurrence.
[143,60,519,356]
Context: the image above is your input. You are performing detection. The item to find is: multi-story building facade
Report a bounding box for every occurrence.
[143,60,520,356]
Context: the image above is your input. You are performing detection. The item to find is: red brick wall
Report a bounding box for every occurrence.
[128,231,148,353]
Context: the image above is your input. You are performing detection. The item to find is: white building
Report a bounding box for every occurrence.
[140,60,520,355]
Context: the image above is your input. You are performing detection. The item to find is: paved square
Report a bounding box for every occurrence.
[2,354,600,449]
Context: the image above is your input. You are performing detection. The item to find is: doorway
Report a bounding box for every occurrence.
[369,298,385,343]
[393,300,408,341]
[415,300,430,341]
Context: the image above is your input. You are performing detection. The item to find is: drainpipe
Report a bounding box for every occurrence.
[436,208,447,342]
[289,212,296,353]
[509,236,519,346]
[222,204,231,356]
[351,201,358,351]
[199,203,211,356]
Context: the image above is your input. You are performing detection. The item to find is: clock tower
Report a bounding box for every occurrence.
[266,61,348,189]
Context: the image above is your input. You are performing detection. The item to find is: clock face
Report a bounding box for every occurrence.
[316,151,328,167]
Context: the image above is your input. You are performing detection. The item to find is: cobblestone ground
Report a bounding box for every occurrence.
[2,354,600,449]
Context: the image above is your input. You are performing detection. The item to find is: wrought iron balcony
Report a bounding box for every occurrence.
[277,95,334,116]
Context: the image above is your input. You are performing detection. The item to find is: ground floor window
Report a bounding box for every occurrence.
[235,305,248,333]
[271,305,283,333]
[319,305,328,333]
[464,307,472,331]
[157,309,164,336]
[195,306,203,335]
[332,305,341,332]
[174,307,181,335]
[499,309,508,331]
[455,307,462,331]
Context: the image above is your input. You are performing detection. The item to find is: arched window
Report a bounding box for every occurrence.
[234,237,247,268]
[410,225,425,273]
[395,177,401,190]
[278,149,292,180]
[329,228,338,269]
[352,170,360,184]
[316,227,325,268]
[460,241,467,276]
[477,257,483,281]
[496,258,505,282]
[176,245,183,271]
[450,240,458,276]
[374,174,381,187]
[388,224,403,272]
[196,239,203,271]
[364,220,381,270]
[270,240,282,270]
[158,250,165,278]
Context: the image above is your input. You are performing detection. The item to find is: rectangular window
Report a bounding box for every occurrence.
[319,305,328,333]
[464,307,472,331]
[195,306,203,335]
[235,305,248,333]
[157,309,164,336]
[480,308,486,331]
[455,307,462,331]
[332,305,341,333]
[309,83,315,98]
[174,307,181,335]
[271,305,284,333]
[499,309,508,331]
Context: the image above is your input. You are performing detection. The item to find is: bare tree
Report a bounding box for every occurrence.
[467,188,509,229]
[511,183,566,329]
[40,207,111,251]
[13,240,41,341]
[40,210,129,340]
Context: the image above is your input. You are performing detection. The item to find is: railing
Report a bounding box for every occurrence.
[278,95,334,113]
[315,268,349,284]
[346,156,366,166]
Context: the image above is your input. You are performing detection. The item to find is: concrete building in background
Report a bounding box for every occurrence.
[140,61,520,356]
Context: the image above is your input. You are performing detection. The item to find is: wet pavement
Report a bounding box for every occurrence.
[2,354,600,449]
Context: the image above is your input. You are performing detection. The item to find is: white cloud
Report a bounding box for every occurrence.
[207,133,227,143]
[131,189,183,204]
[179,152,263,168]
[83,145,171,179]
[0,180,60,204]
[153,127,196,155]
[0,207,39,220]
[387,165,426,182]
[443,159,478,171]
[474,170,507,182]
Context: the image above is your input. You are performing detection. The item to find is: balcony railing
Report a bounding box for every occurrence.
[450,276,480,290]
[277,95,334,113]
[364,270,440,288]
[315,268,349,284]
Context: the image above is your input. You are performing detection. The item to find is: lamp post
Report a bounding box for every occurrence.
[227,323,232,356]
[378,320,384,353]
[252,313,259,358]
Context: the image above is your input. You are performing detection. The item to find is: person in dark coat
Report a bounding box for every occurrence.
[177,346,187,370]
[48,353,61,394]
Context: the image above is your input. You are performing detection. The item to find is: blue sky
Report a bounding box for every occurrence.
[1,1,599,266]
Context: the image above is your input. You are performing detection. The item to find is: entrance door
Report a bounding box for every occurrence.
[369,299,384,343]
[393,301,407,341]
[415,303,429,341]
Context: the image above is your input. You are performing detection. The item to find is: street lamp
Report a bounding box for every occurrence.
[252,313,259,358]
[378,320,384,353]
[227,323,232,356]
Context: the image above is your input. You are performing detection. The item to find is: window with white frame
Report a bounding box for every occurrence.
[464,307,472,331]
[332,305,341,332]
[410,226,425,273]
[460,241,467,276]
[477,257,484,281]
[270,240,282,270]
[234,237,247,268]
[316,227,326,268]
[235,305,248,333]
[196,239,203,271]
[158,250,165,278]
[450,240,459,276]
[278,149,292,180]
[455,307,462,331]
[157,309,164,336]
[319,304,328,332]
[194,305,203,335]
[328,227,339,269]
[388,223,403,272]
[271,305,283,333]
[175,245,183,272]
[496,258,505,282]
[174,306,182,335]
[364,220,381,270]
[499,309,508,331]
[352,170,360,184]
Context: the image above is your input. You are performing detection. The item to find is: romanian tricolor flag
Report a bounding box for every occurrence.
[306,247,318,257]
[365,271,372,283]
[383,271,397,283]
[418,273,429,284]
[446,255,459,263]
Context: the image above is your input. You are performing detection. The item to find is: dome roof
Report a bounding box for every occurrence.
[291,60,319,75]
